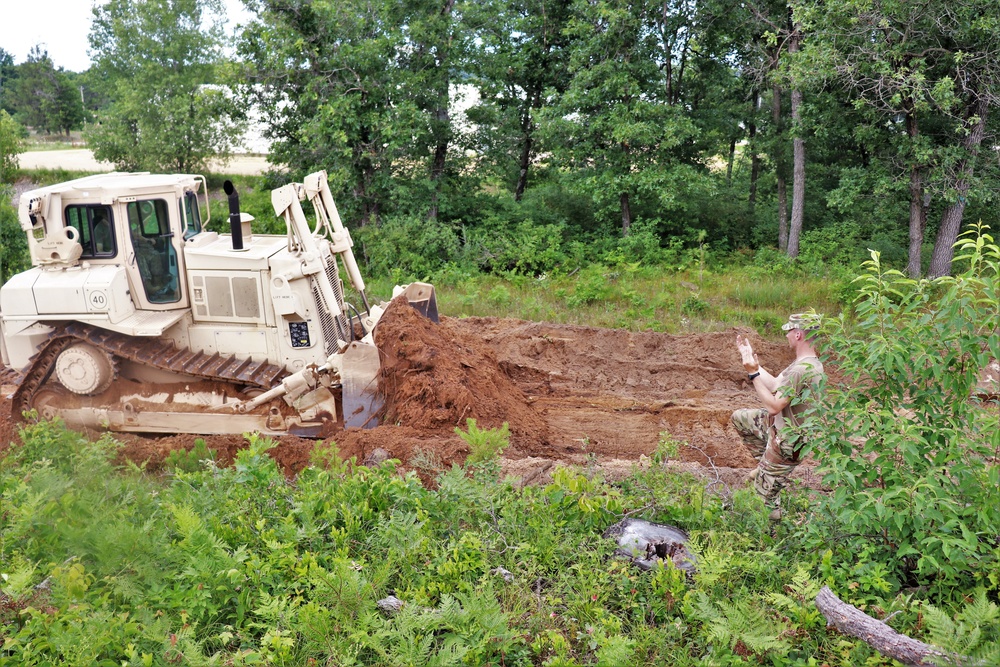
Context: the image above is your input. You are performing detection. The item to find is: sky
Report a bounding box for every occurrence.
[0,0,253,73]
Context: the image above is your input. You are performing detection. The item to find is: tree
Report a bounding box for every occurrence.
[795,0,1000,278]
[742,0,808,256]
[541,0,720,236]
[87,0,243,172]
[7,46,83,135]
[924,6,1000,277]
[0,48,16,114]
[239,0,469,225]
[465,0,575,200]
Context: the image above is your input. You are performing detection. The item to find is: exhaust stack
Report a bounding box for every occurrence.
[223,180,244,250]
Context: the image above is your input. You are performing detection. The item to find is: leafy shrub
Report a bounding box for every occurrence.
[681,295,708,315]
[799,223,1000,591]
[0,188,30,283]
[355,214,463,280]
[565,267,613,307]
[469,218,568,276]
[0,110,25,182]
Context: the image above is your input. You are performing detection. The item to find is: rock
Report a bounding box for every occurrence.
[603,518,696,574]
[376,595,405,616]
[363,448,392,467]
[491,567,513,583]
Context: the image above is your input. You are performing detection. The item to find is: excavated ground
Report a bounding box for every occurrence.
[0,298,824,491]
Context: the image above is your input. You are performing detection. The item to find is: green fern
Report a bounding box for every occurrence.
[924,590,1000,666]
[767,566,824,629]
[693,591,791,656]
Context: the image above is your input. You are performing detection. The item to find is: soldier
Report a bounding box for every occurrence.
[732,313,824,520]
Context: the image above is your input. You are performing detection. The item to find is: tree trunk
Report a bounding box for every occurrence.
[905,109,925,278]
[815,586,972,667]
[427,105,449,222]
[514,102,535,201]
[907,165,925,279]
[787,31,804,258]
[748,95,760,213]
[726,136,737,185]
[620,191,632,235]
[427,0,456,223]
[772,84,788,252]
[928,95,990,278]
[356,160,378,227]
[514,130,532,201]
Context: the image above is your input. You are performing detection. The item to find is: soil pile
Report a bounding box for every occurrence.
[374,297,550,450]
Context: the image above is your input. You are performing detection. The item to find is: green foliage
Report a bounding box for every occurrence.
[4,409,1000,664]
[650,432,681,466]
[87,0,243,172]
[355,214,463,281]
[0,110,25,182]
[923,590,1000,665]
[799,224,1000,589]
[691,592,791,657]
[0,185,29,283]
[455,418,509,465]
[4,46,83,136]
[163,438,217,473]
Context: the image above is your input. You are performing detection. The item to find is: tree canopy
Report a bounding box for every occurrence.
[86,0,244,172]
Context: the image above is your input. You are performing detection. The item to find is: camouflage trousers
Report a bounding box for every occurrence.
[730,408,801,507]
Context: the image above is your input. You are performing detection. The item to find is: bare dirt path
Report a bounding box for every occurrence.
[0,304,822,490]
[19,149,271,175]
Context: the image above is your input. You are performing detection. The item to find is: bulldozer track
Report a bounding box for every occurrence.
[12,323,289,420]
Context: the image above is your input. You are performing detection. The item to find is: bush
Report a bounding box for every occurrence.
[0,187,29,283]
[0,110,26,182]
[456,418,509,465]
[798,223,1000,592]
[354,214,464,281]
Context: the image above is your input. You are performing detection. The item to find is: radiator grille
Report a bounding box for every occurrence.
[325,254,351,338]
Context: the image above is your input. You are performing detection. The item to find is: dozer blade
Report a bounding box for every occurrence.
[400,282,439,323]
[340,341,383,429]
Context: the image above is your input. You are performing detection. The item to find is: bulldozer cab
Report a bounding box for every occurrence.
[124,198,181,304]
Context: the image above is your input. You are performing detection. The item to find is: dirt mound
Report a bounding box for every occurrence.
[374,298,550,450]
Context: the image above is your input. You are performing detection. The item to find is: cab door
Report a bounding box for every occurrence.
[119,197,188,310]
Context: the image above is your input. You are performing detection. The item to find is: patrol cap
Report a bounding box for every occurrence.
[781,312,822,332]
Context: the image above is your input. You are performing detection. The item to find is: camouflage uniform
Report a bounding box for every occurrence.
[732,355,824,507]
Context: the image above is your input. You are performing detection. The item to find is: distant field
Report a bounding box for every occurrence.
[19,149,271,175]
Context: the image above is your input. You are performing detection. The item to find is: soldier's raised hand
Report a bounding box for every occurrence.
[736,334,759,373]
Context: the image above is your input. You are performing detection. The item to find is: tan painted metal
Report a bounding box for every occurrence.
[0,171,439,436]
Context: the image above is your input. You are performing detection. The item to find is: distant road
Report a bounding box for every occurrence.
[19,149,272,175]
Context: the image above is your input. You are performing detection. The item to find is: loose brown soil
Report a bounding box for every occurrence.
[0,299,822,488]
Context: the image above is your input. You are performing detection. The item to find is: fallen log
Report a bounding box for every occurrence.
[815,586,972,667]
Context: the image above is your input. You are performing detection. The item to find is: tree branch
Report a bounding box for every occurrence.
[815,586,978,667]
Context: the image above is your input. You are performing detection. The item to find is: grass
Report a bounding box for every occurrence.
[366,263,845,340]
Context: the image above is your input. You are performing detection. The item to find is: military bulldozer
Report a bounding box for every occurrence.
[0,171,436,437]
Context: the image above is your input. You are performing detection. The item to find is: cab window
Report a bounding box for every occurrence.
[65,205,116,258]
[182,191,203,239]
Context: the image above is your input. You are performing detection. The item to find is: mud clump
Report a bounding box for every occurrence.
[374,297,550,451]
